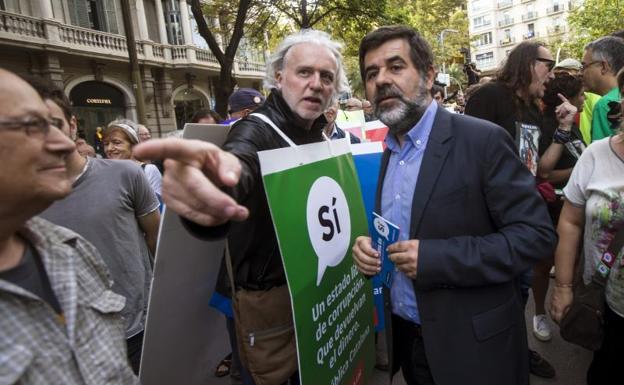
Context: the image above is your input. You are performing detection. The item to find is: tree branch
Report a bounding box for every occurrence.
[224,0,253,60]
[189,0,225,64]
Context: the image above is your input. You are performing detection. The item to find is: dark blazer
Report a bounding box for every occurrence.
[376,107,556,385]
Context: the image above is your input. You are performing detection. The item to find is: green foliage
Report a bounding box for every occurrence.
[393,0,469,71]
[268,0,469,93]
[564,0,624,58]
[199,0,276,49]
[193,0,469,99]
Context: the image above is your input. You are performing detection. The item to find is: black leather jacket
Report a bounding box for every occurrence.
[189,89,328,290]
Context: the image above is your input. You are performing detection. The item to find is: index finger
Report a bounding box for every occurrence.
[134,138,219,165]
[134,138,240,187]
[557,93,570,104]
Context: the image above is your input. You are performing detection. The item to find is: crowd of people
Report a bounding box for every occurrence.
[0,23,623,385]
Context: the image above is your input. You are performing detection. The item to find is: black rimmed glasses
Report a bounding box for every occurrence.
[536,58,556,71]
[0,116,59,138]
[581,60,603,72]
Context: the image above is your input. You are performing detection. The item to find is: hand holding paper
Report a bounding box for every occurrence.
[370,213,399,287]
[352,236,380,276]
[387,240,420,280]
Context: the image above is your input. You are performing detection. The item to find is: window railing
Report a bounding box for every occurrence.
[498,18,514,27]
[547,4,565,14]
[522,12,538,21]
[0,11,45,39]
[474,20,492,29]
[499,37,517,46]
[523,31,536,40]
[476,57,495,66]
[547,25,566,35]
[0,10,266,75]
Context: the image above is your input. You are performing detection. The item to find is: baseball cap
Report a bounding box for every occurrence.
[228,88,265,113]
[555,58,582,72]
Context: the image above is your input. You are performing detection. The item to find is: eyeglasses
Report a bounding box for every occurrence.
[580,60,602,72]
[535,58,556,71]
[0,116,59,138]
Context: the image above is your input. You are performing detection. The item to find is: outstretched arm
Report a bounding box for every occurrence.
[134,138,249,226]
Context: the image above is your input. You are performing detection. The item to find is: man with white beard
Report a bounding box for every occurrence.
[351,26,557,385]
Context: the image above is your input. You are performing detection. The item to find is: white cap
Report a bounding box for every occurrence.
[555,58,582,71]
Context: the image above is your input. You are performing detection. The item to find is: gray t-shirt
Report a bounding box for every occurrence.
[41,158,159,337]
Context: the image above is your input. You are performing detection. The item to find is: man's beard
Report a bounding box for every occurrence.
[374,82,429,136]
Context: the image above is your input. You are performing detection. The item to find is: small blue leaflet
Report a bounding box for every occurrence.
[370,212,400,288]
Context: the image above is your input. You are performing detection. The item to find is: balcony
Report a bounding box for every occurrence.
[0,11,45,39]
[547,4,565,14]
[497,1,514,10]
[522,12,538,21]
[499,37,517,46]
[0,10,265,77]
[498,18,514,27]
[547,25,566,35]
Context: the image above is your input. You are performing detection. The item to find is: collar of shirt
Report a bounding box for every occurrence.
[384,100,438,153]
[329,123,340,139]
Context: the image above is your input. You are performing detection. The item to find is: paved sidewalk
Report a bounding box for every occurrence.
[213,281,593,385]
[525,285,592,385]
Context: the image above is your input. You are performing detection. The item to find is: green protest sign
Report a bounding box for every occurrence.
[259,139,375,385]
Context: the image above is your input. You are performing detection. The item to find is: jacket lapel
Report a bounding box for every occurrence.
[409,108,454,237]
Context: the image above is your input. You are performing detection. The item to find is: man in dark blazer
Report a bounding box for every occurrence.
[352,26,557,385]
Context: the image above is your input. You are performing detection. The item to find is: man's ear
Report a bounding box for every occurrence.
[241,108,252,118]
[69,116,78,140]
[602,61,612,75]
[425,67,436,89]
[275,71,283,89]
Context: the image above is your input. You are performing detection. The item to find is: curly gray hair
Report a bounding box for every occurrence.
[263,29,350,100]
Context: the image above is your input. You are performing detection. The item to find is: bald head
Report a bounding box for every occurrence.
[0,69,48,121]
[0,68,76,218]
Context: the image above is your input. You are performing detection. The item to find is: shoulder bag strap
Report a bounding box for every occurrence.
[249,112,297,148]
[224,240,236,297]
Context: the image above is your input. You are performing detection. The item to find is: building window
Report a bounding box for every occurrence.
[473,15,491,28]
[0,0,32,14]
[162,0,184,45]
[471,0,488,12]
[475,32,493,46]
[476,51,494,67]
[190,6,209,49]
[525,23,535,39]
[68,0,120,34]
[144,0,161,41]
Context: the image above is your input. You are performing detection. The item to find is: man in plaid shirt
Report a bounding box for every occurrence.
[0,68,138,384]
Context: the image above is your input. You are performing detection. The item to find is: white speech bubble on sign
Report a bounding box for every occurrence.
[306,176,351,286]
[373,217,389,240]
